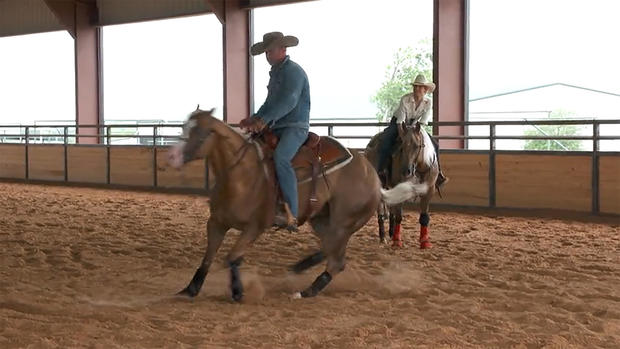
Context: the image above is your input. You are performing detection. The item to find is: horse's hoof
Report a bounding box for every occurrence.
[380,237,387,245]
[291,292,302,300]
[177,287,196,298]
[231,289,243,302]
[392,240,403,248]
[231,279,244,302]
[420,240,432,249]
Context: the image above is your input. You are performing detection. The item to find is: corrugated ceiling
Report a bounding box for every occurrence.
[0,0,63,37]
[97,0,212,26]
[0,0,316,38]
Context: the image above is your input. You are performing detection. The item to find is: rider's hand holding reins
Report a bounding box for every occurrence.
[240,117,266,134]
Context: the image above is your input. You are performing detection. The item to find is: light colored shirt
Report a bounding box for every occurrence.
[393,93,432,125]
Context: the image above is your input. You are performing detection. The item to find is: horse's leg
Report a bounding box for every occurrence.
[225,226,263,302]
[391,204,403,248]
[297,193,376,298]
[419,196,432,249]
[178,219,227,297]
[297,233,349,298]
[289,205,328,273]
[388,211,395,239]
[378,201,387,244]
[289,251,325,274]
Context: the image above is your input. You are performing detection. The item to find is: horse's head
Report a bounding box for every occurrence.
[395,122,424,180]
[168,108,219,169]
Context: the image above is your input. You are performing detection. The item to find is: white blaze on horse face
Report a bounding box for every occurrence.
[184,119,197,136]
[168,141,186,169]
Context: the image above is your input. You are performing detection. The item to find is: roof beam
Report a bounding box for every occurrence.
[44,0,75,38]
[96,0,212,26]
[242,0,317,9]
[205,0,226,24]
[0,0,64,38]
[44,1,99,39]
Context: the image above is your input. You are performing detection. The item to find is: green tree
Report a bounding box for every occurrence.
[523,110,582,151]
[371,41,432,121]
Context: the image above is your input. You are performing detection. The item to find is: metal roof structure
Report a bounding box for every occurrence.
[471,83,620,102]
[0,0,311,37]
[0,0,468,149]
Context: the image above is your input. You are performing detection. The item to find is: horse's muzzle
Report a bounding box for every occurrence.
[167,142,186,169]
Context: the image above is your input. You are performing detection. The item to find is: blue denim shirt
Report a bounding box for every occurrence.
[255,56,310,130]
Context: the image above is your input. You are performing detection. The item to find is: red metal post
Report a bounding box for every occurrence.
[433,0,467,149]
[74,2,102,144]
[45,0,102,144]
[222,0,251,124]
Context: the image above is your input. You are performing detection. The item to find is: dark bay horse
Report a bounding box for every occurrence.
[365,122,439,249]
[167,109,426,301]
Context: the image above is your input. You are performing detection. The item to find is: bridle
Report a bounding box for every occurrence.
[181,125,212,164]
[182,120,266,174]
[397,127,425,179]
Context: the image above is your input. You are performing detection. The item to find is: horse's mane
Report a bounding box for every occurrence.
[420,128,436,166]
[188,109,247,139]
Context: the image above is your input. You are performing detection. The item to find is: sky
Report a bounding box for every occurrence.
[469,0,620,99]
[0,0,618,124]
[252,0,433,119]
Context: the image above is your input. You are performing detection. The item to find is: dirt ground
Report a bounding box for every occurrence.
[1,182,619,348]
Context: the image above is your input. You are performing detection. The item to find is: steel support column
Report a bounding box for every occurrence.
[433,0,467,149]
[45,0,102,144]
[74,2,102,144]
[224,0,251,124]
[207,0,251,124]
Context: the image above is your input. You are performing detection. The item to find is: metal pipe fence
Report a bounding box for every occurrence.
[1,119,618,214]
[1,119,619,143]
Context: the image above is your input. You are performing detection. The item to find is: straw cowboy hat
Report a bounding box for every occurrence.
[411,74,436,93]
[250,32,299,56]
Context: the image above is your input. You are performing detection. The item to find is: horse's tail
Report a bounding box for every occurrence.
[380,181,428,206]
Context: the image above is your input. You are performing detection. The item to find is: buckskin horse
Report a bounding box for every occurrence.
[365,122,439,249]
[167,108,426,301]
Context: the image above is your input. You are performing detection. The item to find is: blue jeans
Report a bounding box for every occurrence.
[273,127,308,218]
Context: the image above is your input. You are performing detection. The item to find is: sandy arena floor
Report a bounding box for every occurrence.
[0,182,619,348]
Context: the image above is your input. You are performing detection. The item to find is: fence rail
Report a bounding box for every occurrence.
[1,119,619,146]
[0,119,618,215]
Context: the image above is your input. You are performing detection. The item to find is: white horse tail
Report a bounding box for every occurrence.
[380,181,428,206]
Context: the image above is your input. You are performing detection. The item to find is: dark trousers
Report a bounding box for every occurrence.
[377,118,398,172]
[377,119,441,173]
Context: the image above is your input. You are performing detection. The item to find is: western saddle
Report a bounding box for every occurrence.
[257,128,352,225]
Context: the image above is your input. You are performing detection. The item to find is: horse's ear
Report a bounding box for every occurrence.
[196,104,200,111]
[208,108,215,115]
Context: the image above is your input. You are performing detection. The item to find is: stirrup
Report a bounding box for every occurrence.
[273,215,298,231]
[436,173,449,188]
[435,174,449,198]
[273,202,298,232]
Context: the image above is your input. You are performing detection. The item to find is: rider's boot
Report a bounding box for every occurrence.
[273,202,298,232]
[435,167,449,198]
[436,170,449,188]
